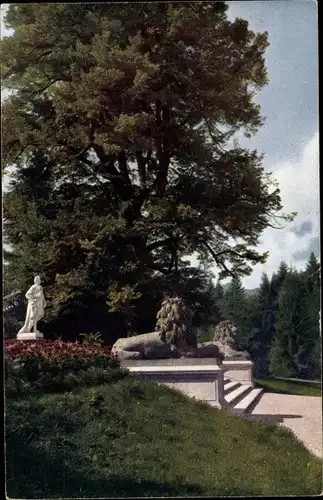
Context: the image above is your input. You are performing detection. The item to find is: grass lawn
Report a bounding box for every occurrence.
[255,378,322,397]
[5,375,322,498]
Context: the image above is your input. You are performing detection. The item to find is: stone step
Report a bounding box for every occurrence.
[224,380,241,394]
[232,388,264,414]
[225,384,252,405]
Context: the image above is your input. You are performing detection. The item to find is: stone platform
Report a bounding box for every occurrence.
[122,359,226,408]
[16,332,44,341]
[222,360,253,386]
[122,358,254,384]
[121,358,258,412]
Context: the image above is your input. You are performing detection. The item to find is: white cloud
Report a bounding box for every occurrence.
[1,4,13,39]
[188,132,319,288]
[235,130,320,288]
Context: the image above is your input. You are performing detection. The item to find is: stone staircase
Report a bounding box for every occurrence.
[222,377,264,414]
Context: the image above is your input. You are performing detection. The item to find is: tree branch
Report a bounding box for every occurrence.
[198,240,236,277]
[151,101,170,197]
[75,143,94,161]
[151,264,170,276]
[135,151,147,188]
[201,113,227,152]
[147,236,174,251]
[168,250,175,274]
[118,150,131,183]
[91,144,119,176]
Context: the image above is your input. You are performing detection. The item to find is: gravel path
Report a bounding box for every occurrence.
[249,393,322,458]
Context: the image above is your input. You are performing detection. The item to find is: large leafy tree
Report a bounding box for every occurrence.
[2,3,292,337]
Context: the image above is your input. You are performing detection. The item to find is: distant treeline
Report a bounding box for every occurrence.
[198,252,321,380]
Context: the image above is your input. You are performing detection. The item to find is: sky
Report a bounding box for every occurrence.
[1,2,320,289]
[224,0,319,287]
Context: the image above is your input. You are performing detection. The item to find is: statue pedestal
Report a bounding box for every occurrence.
[222,359,254,386]
[121,359,228,409]
[16,332,44,341]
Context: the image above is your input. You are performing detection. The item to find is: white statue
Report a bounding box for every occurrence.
[17,276,46,340]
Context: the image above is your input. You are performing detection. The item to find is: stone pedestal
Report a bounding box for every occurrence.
[122,359,227,408]
[222,359,254,386]
[16,332,44,341]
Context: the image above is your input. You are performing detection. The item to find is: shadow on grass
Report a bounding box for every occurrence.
[241,413,303,425]
[5,432,264,498]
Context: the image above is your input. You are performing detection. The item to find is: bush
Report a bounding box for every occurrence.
[5,339,128,396]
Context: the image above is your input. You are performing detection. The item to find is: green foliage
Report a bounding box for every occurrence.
[6,378,322,498]
[3,289,24,339]
[255,378,321,397]
[270,261,289,298]
[221,276,254,350]
[249,272,275,376]
[248,262,291,377]
[214,280,225,300]
[194,279,224,337]
[2,3,293,337]
[219,254,320,381]
[5,339,125,396]
[196,325,214,343]
[305,252,320,291]
[6,362,128,398]
[269,261,321,379]
[269,337,295,378]
[79,332,104,346]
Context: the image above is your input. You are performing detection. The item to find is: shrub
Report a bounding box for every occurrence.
[5,339,128,396]
[79,332,104,345]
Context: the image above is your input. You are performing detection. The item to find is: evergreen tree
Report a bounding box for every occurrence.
[2,3,293,337]
[303,252,321,378]
[266,261,289,346]
[214,280,224,299]
[196,279,224,342]
[222,276,251,350]
[214,280,225,312]
[269,271,300,378]
[304,251,320,291]
[249,272,273,376]
[269,268,319,379]
[270,261,289,299]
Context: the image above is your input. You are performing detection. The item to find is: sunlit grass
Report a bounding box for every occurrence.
[5,375,322,498]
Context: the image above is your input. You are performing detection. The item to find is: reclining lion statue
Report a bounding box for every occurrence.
[111,298,244,361]
[213,320,250,360]
[112,330,224,360]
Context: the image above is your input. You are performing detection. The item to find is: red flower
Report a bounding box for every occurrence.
[5,339,112,361]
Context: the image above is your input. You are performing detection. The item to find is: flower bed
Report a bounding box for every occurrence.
[5,340,128,396]
[5,339,113,359]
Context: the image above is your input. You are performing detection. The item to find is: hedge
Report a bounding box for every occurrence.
[5,339,128,396]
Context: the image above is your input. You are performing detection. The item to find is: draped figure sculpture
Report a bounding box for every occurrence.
[17,276,46,339]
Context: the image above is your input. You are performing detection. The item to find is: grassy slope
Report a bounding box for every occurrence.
[255,378,322,397]
[6,376,322,498]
